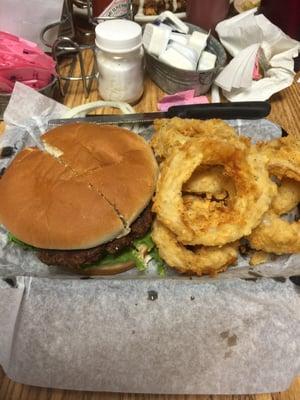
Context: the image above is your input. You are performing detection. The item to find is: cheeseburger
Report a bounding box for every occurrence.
[0,123,158,275]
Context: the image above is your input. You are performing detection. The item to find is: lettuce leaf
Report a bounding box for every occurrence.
[133,232,155,251]
[81,232,165,275]
[8,230,166,276]
[81,247,145,271]
[150,246,167,277]
[7,232,35,250]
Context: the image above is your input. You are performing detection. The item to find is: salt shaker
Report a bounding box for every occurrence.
[95,19,144,104]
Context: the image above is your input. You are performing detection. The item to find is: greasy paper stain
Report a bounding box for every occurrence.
[220,330,230,339]
[227,334,238,347]
[220,331,238,347]
[224,350,232,359]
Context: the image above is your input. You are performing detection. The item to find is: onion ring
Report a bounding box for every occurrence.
[271,178,300,215]
[151,117,238,160]
[257,136,300,182]
[249,250,271,266]
[152,220,239,276]
[249,177,300,255]
[248,137,300,254]
[153,137,277,246]
[248,211,300,254]
[183,165,236,200]
[183,195,228,223]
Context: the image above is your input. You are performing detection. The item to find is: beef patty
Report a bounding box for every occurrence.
[38,204,154,268]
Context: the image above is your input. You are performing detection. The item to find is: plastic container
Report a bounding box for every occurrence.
[95,19,144,104]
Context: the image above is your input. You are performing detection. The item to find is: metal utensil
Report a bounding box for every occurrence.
[48,101,271,126]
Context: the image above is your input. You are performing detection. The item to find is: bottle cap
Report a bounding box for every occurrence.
[95,19,142,53]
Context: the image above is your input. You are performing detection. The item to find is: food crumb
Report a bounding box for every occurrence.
[147,290,158,301]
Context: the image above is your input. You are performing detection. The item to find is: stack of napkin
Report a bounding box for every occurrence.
[0,31,56,94]
[143,11,217,72]
[214,9,300,101]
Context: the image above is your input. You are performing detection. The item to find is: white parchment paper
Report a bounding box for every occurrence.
[0,84,297,280]
[1,276,300,394]
[0,83,300,394]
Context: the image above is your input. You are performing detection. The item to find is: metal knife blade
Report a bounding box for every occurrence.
[48,102,271,126]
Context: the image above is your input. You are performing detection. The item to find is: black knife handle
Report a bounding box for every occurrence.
[166,102,271,120]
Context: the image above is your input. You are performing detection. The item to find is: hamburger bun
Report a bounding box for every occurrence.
[42,123,158,224]
[75,261,135,276]
[0,124,158,256]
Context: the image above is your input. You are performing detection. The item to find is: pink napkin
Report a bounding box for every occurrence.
[158,90,209,112]
[0,31,56,93]
[252,54,263,81]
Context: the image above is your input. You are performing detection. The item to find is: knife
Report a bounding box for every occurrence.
[48,102,271,126]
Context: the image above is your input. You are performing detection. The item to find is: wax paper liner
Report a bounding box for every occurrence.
[0,276,300,394]
[0,106,298,280]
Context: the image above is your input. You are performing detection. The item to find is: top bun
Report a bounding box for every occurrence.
[0,124,158,250]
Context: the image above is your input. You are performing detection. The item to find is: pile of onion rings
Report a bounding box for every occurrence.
[248,136,300,255]
[151,118,300,276]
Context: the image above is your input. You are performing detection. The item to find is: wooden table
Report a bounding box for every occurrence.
[0,53,300,399]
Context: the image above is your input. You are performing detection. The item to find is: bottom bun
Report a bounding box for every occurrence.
[75,261,135,276]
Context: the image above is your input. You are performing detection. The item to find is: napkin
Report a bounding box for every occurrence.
[0,82,68,172]
[157,90,209,112]
[215,9,300,101]
[0,32,56,94]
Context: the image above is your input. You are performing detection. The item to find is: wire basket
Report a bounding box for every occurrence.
[145,23,227,95]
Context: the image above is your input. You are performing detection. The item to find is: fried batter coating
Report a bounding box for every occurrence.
[152,220,238,276]
[152,118,239,203]
[152,120,300,273]
[151,118,238,160]
[249,212,300,254]
[249,136,300,254]
[257,136,300,182]
[271,178,300,215]
[153,136,277,246]
[183,195,229,222]
[249,250,271,266]
[183,165,236,199]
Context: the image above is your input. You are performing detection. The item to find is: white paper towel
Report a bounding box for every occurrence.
[215,9,300,101]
